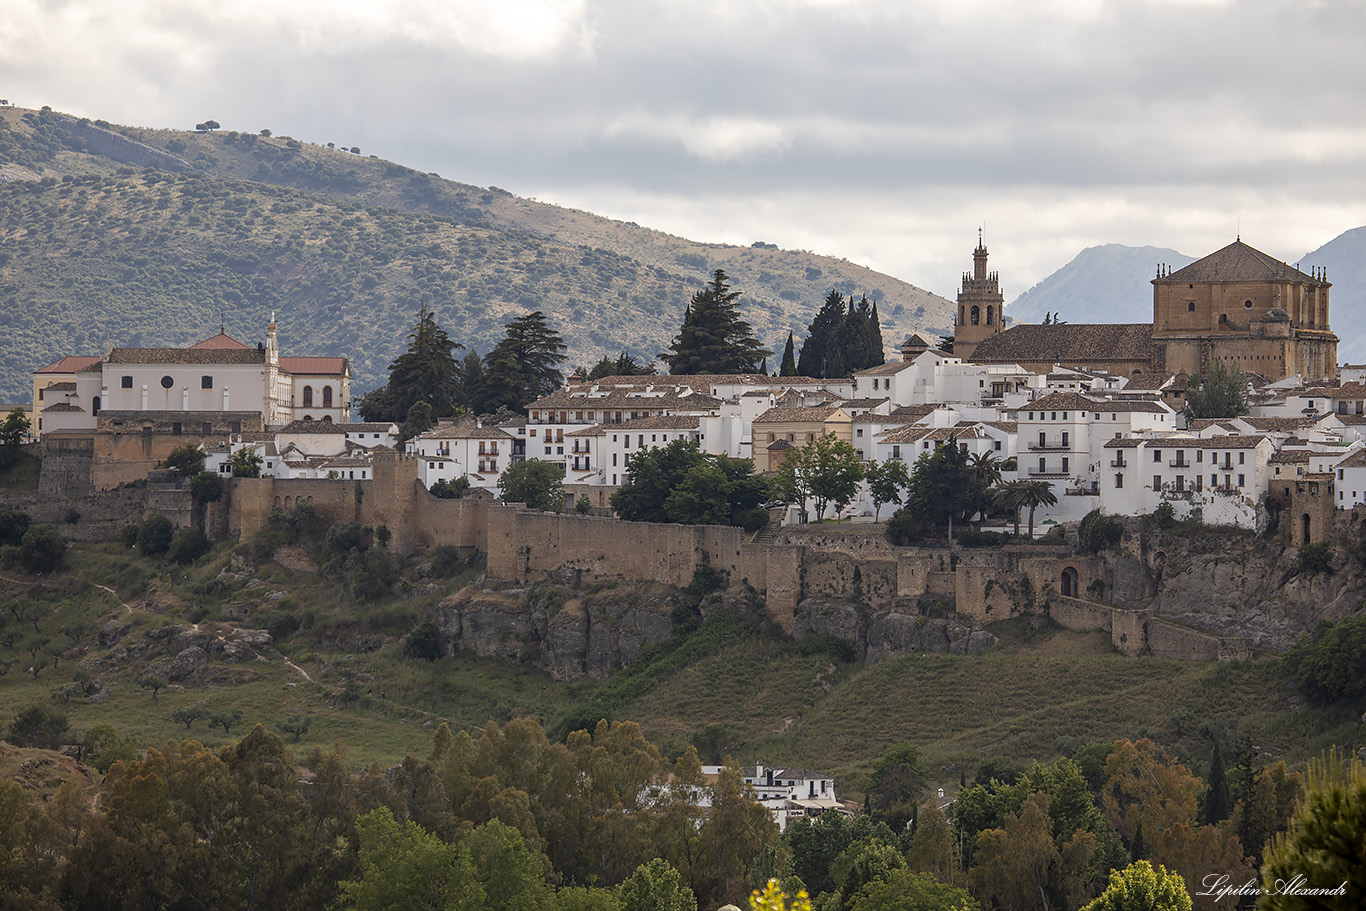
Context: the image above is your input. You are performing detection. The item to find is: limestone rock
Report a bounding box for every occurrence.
[166,646,208,681]
[98,620,131,646]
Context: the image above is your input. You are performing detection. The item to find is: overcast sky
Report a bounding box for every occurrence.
[5,0,1365,300]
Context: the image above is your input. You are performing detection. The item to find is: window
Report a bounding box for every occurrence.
[892,445,901,459]
[856,428,863,437]
[1040,457,1047,473]
[1244,299,1253,308]
[1115,473,1123,488]
[1196,450,1202,463]
[1153,450,1162,462]
[323,387,333,407]
[1238,474,1245,487]
[121,375,133,388]
[1239,452,1245,464]
[1039,431,1047,448]
[1061,431,1069,447]
[302,386,313,406]
[1153,475,1162,490]
[1061,457,1069,472]
[612,454,617,466]
[172,422,182,435]
[994,440,1001,451]
[160,375,174,389]
[1188,301,1196,312]
[201,375,213,389]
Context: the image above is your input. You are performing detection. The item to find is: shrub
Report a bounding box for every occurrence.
[796,633,856,663]
[739,507,771,533]
[1152,501,1176,529]
[886,507,928,546]
[136,514,175,556]
[18,525,66,573]
[8,704,69,749]
[168,527,210,564]
[325,521,369,557]
[160,444,206,475]
[1078,510,1124,553]
[1285,613,1366,703]
[429,477,470,499]
[403,622,441,661]
[575,496,593,515]
[0,508,31,546]
[1296,542,1334,576]
[117,522,140,548]
[956,528,1005,548]
[429,545,465,578]
[62,507,80,525]
[189,470,224,503]
[345,547,398,602]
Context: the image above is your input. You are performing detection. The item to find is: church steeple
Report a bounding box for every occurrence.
[953,230,1006,361]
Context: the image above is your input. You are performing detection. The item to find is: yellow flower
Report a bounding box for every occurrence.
[749,879,812,911]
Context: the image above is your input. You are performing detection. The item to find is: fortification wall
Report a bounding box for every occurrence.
[1049,595,1113,633]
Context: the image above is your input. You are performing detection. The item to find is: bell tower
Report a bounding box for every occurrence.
[953,229,1005,360]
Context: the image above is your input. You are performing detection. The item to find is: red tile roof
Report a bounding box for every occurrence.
[34,355,101,375]
[279,356,348,375]
[190,332,251,350]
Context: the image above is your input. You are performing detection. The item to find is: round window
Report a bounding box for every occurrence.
[160,375,174,389]
[1244,300,1253,308]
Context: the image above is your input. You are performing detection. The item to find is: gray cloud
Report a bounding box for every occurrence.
[4,0,1364,297]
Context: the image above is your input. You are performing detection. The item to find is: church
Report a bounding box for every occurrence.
[957,237,1338,384]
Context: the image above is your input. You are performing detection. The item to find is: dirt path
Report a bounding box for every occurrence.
[0,570,37,587]
[90,582,135,615]
[283,656,314,683]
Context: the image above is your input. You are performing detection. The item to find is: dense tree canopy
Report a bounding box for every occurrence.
[610,439,769,529]
[796,291,884,378]
[1183,359,1249,420]
[360,306,464,422]
[661,270,770,375]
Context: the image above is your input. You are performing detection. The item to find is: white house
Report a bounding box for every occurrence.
[698,763,844,831]
[1100,435,1274,527]
[409,416,516,491]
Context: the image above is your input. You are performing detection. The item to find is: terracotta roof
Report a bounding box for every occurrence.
[840,397,889,409]
[1188,418,1239,432]
[529,389,721,411]
[980,420,1018,432]
[279,356,348,375]
[1269,449,1312,463]
[278,420,346,434]
[34,355,101,375]
[1122,373,1175,391]
[879,426,932,444]
[1330,383,1366,398]
[190,332,251,350]
[1337,449,1366,469]
[107,347,265,365]
[753,405,849,424]
[1103,438,1147,448]
[971,323,1154,365]
[1338,414,1366,425]
[855,361,916,376]
[1240,417,1314,431]
[421,417,514,440]
[903,334,932,347]
[767,439,796,450]
[601,416,701,431]
[1158,240,1321,285]
[1024,392,1169,415]
[41,402,84,412]
[44,381,77,391]
[1104,434,1268,450]
[339,423,397,432]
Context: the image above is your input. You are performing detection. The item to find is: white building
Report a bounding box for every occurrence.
[1100,435,1275,528]
[409,416,516,491]
[699,763,844,831]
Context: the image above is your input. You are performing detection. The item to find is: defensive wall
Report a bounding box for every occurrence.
[221,450,1247,660]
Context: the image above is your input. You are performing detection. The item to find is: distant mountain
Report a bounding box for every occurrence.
[1301,226,1366,365]
[1006,244,1195,326]
[0,106,953,402]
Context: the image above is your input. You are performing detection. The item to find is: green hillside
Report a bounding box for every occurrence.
[0,532,1349,797]
[0,105,954,401]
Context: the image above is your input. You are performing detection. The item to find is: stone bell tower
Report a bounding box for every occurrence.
[953,229,1006,361]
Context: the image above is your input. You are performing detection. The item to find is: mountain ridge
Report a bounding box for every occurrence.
[0,105,954,401]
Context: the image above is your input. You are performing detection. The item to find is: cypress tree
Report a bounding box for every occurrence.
[1205,741,1232,824]
[868,300,885,368]
[779,332,798,376]
[799,289,847,378]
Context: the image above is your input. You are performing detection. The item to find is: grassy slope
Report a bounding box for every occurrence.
[3,538,1356,799]
[0,106,954,401]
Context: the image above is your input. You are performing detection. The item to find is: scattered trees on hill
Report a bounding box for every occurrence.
[585,352,656,381]
[661,270,770,375]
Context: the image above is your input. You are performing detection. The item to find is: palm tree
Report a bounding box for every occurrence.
[969,452,1003,526]
[1019,480,1059,538]
[994,479,1058,538]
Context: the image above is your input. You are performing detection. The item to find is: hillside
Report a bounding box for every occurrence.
[0,106,954,401]
[1006,243,1195,326]
[1301,226,1366,364]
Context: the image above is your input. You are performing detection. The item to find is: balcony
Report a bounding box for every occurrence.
[1109,458,1127,468]
[1027,441,1071,451]
[1027,468,1069,478]
[1065,484,1100,496]
[1168,459,1190,468]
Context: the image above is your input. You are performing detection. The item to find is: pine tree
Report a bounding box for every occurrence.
[482,311,567,411]
[779,333,798,376]
[361,306,463,422]
[661,270,771,375]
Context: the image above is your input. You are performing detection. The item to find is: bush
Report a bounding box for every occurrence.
[956,528,1005,548]
[136,514,175,556]
[118,522,140,548]
[0,508,31,546]
[1285,613,1366,703]
[160,444,206,475]
[18,525,66,573]
[403,622,442,661]
[1296,542,1334,576]
[8,704,69,749]
[325,521,369,557]
[796,632,856,663]
[429,545,466,578]
[62,507,80,525]
[1078,510,1124,553]
[168,527,210,564]
[429,477,470,499]
[189,470,224,503]
[886,507,928,546]
[738,507,771,533]
[345,547,399,602]
[1152,501,1176,529]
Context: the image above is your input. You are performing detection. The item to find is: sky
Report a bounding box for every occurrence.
[4,0,1365,301]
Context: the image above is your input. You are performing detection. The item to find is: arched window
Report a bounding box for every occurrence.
[322,415,332,423]
[1302,513,1312,543]
[986,306,994,325]
[322,386,333,407]
[1188,302,1196,312]
[302,386,314,407]
[92,396,101,416]
[970,305,980,325]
